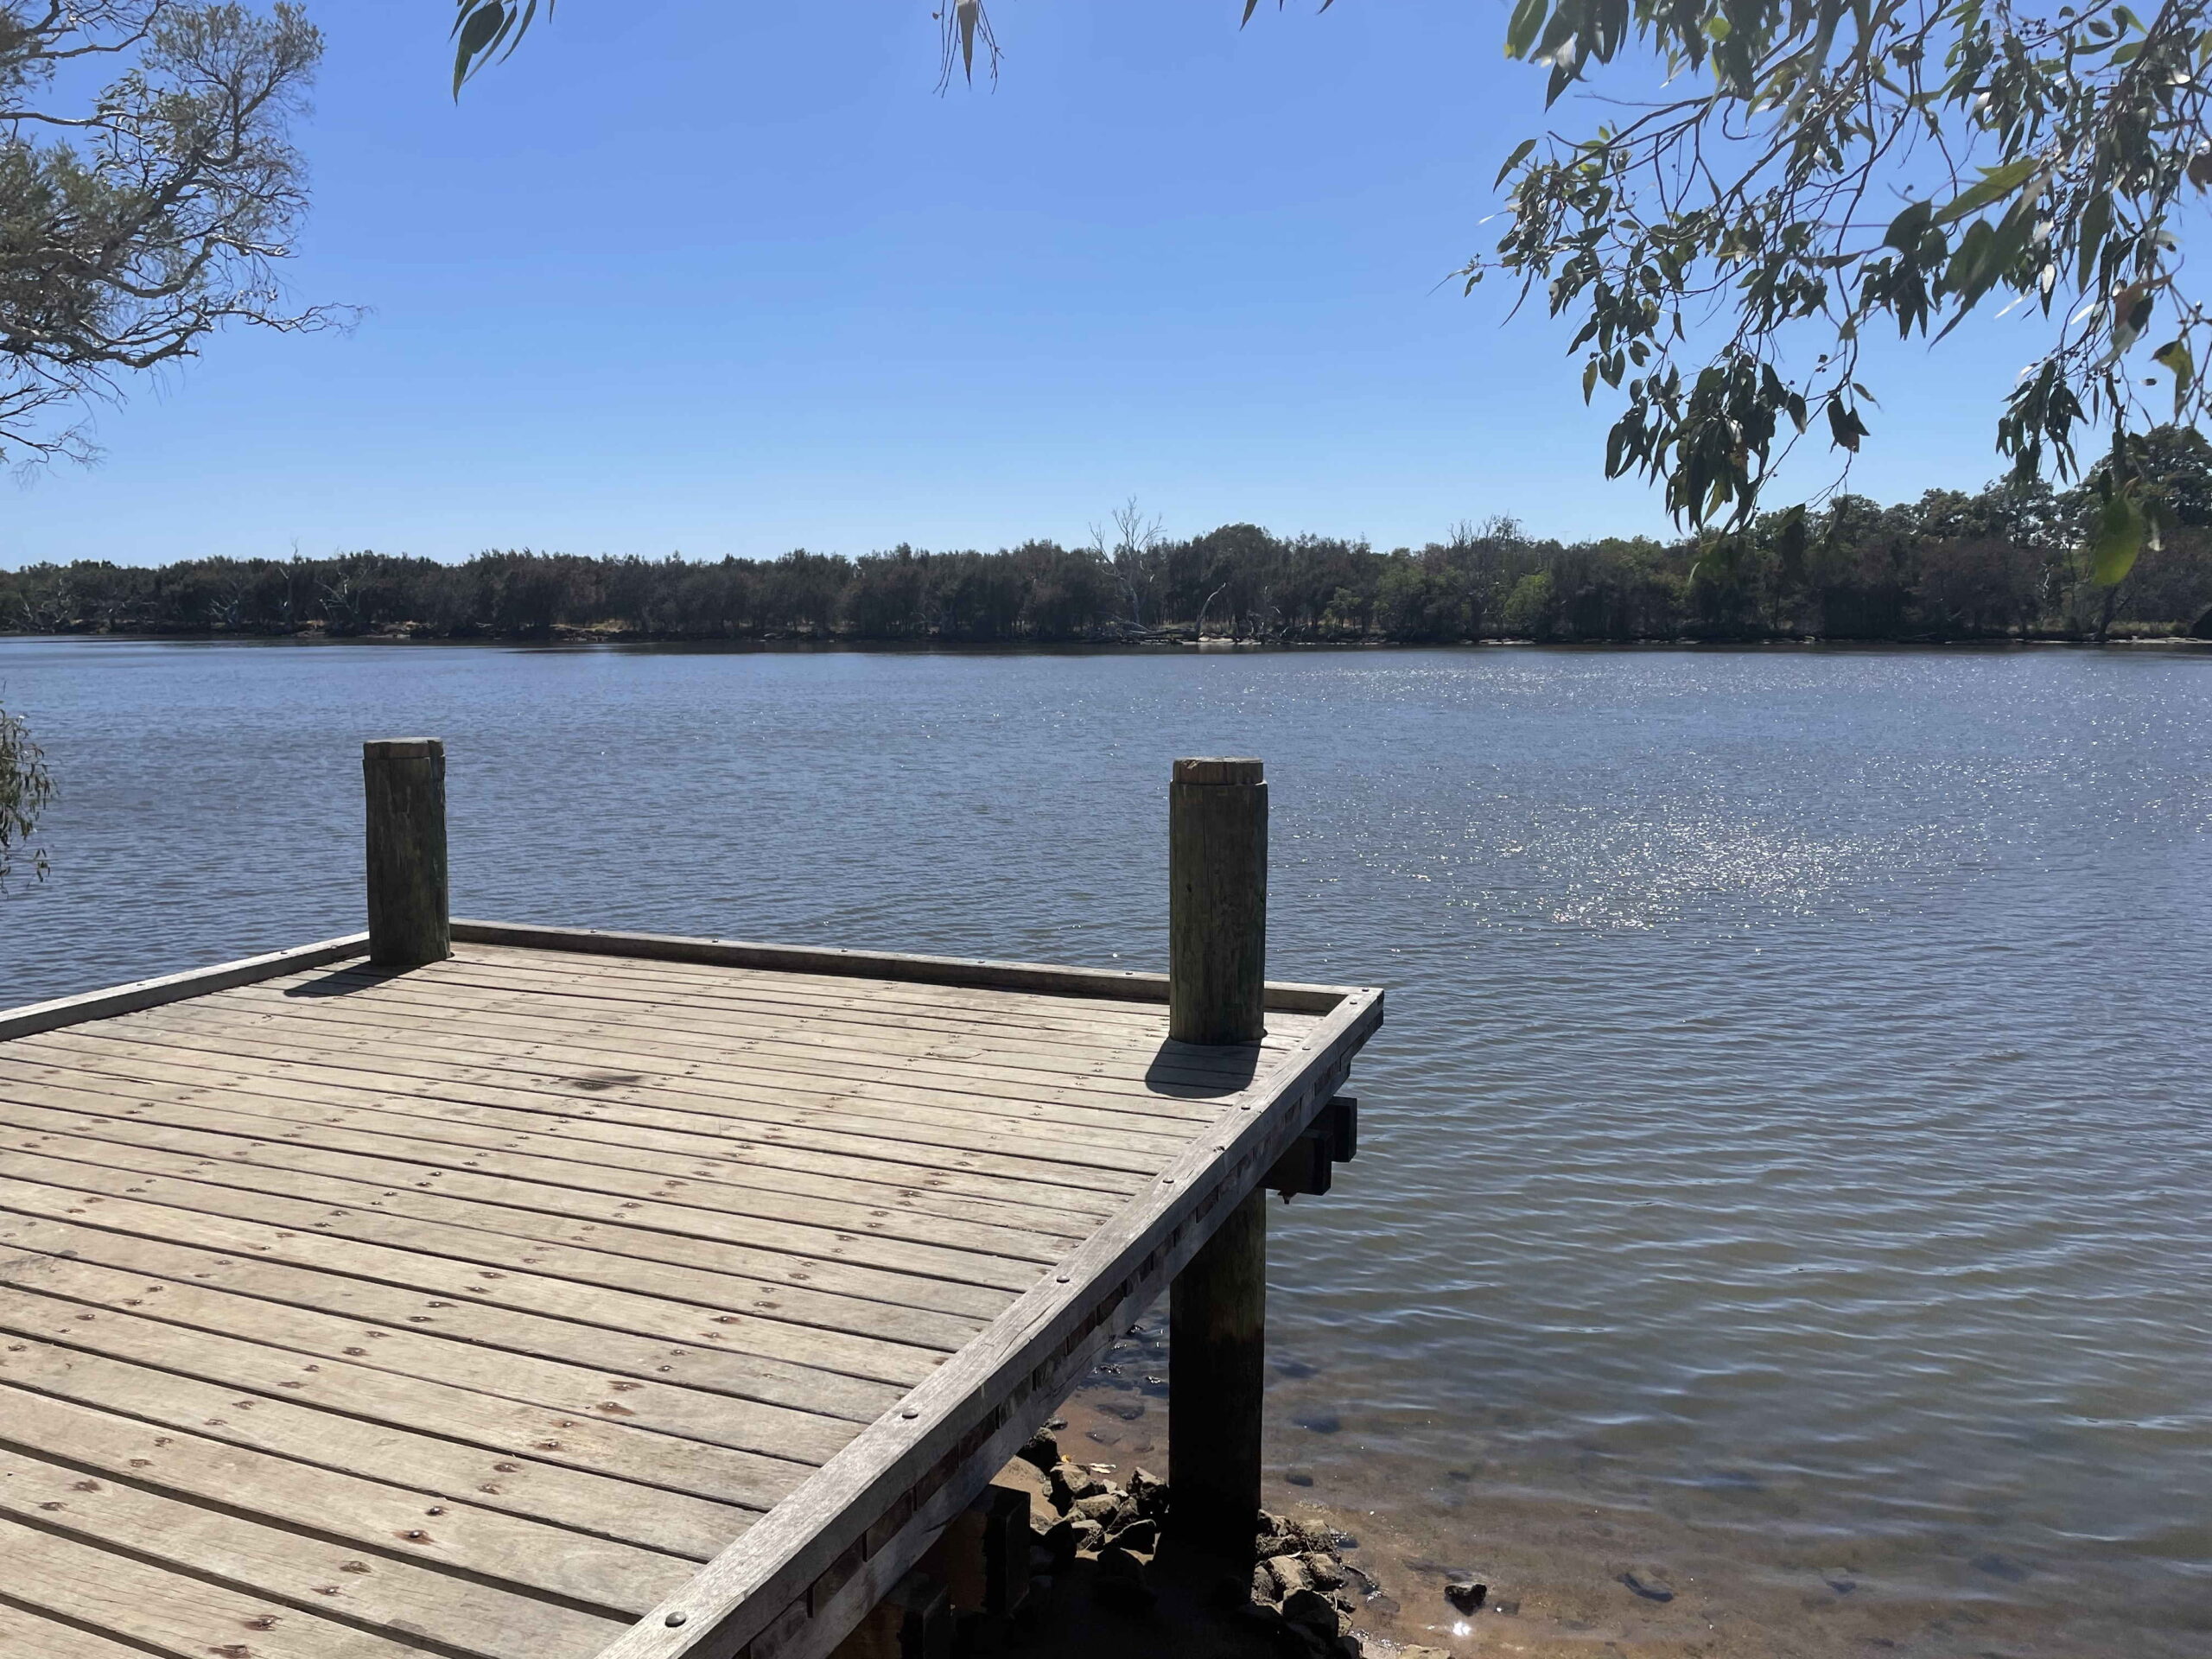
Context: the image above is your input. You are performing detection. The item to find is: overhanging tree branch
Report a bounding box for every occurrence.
[448,1,2208,585]
[0,0,348,467]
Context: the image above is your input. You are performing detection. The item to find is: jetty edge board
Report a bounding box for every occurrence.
[0,931,372,1041]
[0,921,1381,1659]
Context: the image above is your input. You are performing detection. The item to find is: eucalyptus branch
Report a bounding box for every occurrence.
[0,0,346,464]
[439,0,2209,588]
[0,693,53,890]
[1461,0,2211,580]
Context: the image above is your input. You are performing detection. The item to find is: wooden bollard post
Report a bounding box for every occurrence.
[1168,757,1268,1044]
[1166,755,1268,1574]
[362,738,450,967]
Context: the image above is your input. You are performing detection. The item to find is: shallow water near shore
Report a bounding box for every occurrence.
[3,637,2208,1657]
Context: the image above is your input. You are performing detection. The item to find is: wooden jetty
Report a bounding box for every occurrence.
[0,744,1381,1659]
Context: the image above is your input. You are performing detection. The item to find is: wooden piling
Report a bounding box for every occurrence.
[1169,1189,1268,1573]
[829,1568,951,1659]
[362,738,450,967]
[915,1483,1028,1616]
[1167,757,1268,1045]
[1166,754,1269,1573]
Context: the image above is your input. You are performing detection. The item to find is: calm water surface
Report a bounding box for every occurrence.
[2,639,2206,1656]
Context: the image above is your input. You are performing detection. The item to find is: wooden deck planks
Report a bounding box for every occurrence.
[73,1004,1229,1150]
[142,988,1248,1116]
[0,1286,805,1521]
[0,1046,1135,1221]
[256,959,1310,1077]
[0,1234,857,1461]
[2,1029,1154,1192]
[171,952,1281,1102]
[0,1211,903,1421]
[0,1518,437,1659]
[0,1092,1060,1293]
[0,1382,696,1614]
[0,931,1377,1659]
[16,1022,1185,1179]
[293,950,1310,1058]
[0,1161,971,1380]
[0,1325,756,1560]
[0,1445,631,1659]
[0,1600,154,1659]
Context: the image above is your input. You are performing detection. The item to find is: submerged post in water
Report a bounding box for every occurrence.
[362,737,450,967]
[1166,754,1269,1572]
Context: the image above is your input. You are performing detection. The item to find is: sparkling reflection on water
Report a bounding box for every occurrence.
[3,639,2208,1655]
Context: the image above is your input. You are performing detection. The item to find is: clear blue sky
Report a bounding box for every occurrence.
[3,0,2058,567]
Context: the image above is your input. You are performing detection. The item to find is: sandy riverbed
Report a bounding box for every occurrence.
[1031,1376,2142,1659]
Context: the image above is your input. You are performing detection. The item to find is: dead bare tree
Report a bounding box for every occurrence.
[1089,495,1165,631]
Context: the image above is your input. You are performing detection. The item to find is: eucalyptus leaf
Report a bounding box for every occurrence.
[1507,0,1549,59]
[2087,491,2143,586]
[452,1,505,95]
[2153,338,2195,417]
[1936,159,2039,226]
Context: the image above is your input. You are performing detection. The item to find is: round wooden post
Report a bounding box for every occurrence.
[1168,757,1267,1045]
[363,738,449,967]
[1166,754,1268,1574]
[1168,1187,1268,1574]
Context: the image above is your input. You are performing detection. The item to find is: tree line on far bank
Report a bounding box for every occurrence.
[10,431,2212,646]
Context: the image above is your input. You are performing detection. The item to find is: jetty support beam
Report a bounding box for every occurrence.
[363,737,450,967]
[1166,755,1268,1573]
[1266,1095,1358,1198]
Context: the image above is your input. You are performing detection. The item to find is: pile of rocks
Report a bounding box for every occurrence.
[1027,1441,1170,1608]
[1016,1432,1365,1656]
[1248,1510,1364,1659]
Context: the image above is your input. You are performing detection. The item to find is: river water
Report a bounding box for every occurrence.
[1,638,2206,1658]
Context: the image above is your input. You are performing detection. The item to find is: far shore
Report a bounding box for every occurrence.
[7,628,2212,653]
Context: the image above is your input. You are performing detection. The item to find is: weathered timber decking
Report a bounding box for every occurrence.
[0,921,1381,1659]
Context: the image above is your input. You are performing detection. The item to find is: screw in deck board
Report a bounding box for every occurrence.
[362,738,451,967]
[1166,754,1268,1574]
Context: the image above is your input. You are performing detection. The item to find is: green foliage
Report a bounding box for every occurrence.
[0,696,52,890]
[0,2,338,464]
[11,445,2212,645]
[1376,553,1478,641]
[451,0,1011,91]
[2088,490,2146,586]
[449,0,547,95]
[1501,570,1556,639]
[1471,0,2212,544]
